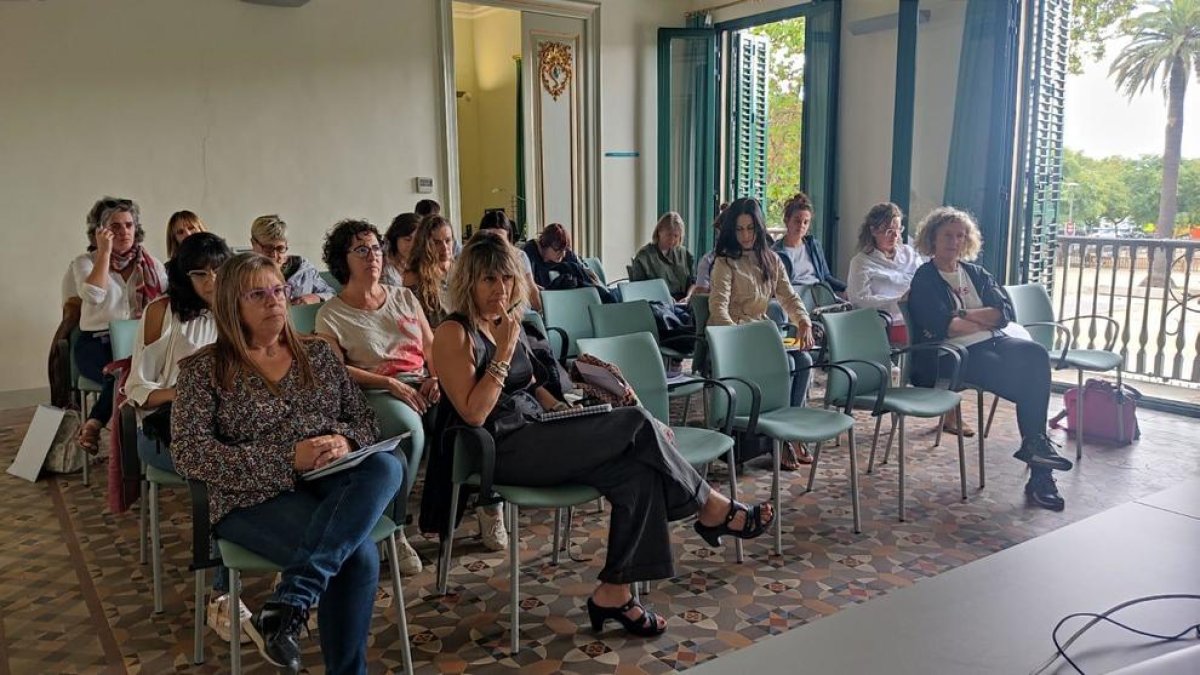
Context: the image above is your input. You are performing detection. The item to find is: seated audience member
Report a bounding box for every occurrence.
[847,202,923,344]
[172,252,402,674]
[166,210,206,260]
[630,212,696,301]
[382,212,420,286]
[250,214,335,305]
[907,207,1073,511]
[415,199,441,219]
[430,233,775,638]
[692,203,729,294]
[709,197,816,469]
[523,223,616,303]
[477,210,541,311]
[70,197,167,454]
[770,192,846,295]
[124,232,247,641]
[402,215,456,327]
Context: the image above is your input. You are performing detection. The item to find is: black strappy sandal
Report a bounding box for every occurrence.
[586,596,667,637]
[693,500,774,547]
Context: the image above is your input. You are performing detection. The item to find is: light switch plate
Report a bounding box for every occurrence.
[414,177,434,194]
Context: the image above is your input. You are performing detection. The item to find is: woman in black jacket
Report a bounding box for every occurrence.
[907,207,1071,511]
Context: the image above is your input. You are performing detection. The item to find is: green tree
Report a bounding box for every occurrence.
[1110,0,1200,244]
[1069,0,1139,73]
[749,18,806,226]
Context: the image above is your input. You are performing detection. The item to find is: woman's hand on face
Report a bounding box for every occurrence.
[494,309,521,360]
[387,378,428,413]
[419,376,441,404]
[95,228,114,258]
[293,434,351,471]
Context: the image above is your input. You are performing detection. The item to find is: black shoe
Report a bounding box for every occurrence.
[250,601,306,674]
[1025,472,1065,511]
[1013,433,1073,472]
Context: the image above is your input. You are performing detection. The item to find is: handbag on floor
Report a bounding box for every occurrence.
[1050,378,1141,445]
[45,409,86,474]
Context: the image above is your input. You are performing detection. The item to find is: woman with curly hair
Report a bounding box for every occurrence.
[402,214,456,327]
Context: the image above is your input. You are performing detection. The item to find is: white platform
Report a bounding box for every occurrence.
[691,477,1200,675]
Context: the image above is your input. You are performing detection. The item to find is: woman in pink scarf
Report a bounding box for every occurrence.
[70,197,167,452]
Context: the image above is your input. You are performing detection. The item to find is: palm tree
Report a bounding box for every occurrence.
[1110,0,1200,247]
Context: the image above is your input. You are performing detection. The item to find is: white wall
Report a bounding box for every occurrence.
[0,0,690,396]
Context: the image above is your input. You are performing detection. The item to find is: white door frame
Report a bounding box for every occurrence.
[436,0,602,253]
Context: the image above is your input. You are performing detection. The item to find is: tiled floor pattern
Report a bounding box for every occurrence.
[0,393,1197,674]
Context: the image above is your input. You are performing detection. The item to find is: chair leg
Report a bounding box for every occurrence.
[508,503,520,655]
[805,441,822,494]
[594,498,604,514]
[773,440,783,556]
[867,415,883,474]
[898,416,907,522]
[1076,369,1084,460]
[726,447,743,564]
[552,508,563,565]
[933,417,943,448]
[955,406,967,500]
[1115,367,1125,442]
[193,568,206,665]
[138,477,148,564]
[882,413,898,465]
[437,483,461,595]
[229,569,241,675]
[847,429,861,534]
[680,394,692,427]
[385,535,415,675]
[977,390,986,489]
[984,395,999,439]
[79,392,90,487]
[150,481,164,614]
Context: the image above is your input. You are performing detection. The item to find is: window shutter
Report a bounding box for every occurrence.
[729,32,770,204]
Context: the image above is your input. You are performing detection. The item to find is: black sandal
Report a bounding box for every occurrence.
[586,596,666,637]
[693,500,774,547]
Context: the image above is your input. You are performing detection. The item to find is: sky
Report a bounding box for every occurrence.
[1064,37,1200,159]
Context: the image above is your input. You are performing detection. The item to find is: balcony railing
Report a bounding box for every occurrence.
[1052,236,1200,396]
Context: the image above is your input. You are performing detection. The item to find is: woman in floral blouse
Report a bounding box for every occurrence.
[172,252,403,674]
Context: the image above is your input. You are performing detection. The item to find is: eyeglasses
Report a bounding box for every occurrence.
[878,227,905,236]
[186,269,217,281]
[350,244,384,259]
[253,238,289,255]
[241,284,291,304]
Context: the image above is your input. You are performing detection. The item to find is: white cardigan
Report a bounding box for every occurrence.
[124,302,217,413]
[846,244,925,323]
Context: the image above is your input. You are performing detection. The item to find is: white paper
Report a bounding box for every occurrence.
[8,405,66,482]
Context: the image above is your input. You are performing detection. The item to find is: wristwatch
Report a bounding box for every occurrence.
[956,308,968,319]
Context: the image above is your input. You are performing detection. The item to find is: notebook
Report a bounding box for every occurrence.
[301,432,410,481]
[534,403,613,423]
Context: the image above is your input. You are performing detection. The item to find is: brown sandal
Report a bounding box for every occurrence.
[940,417,976,438]
[76,420,101,455]
[781,443,814,471]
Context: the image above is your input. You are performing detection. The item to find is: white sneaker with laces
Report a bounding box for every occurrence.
[396,530,423,576]
[207,593,257,644]
[476,504,508,552]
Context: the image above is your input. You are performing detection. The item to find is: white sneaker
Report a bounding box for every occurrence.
[206,593,256,644]
[396,531,423,576]
[476,504,508,552]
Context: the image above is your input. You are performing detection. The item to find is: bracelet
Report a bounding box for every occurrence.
[485,368,506,386]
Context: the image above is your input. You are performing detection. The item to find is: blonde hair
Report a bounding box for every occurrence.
[652,212,684,246]
[205,252,315,395]
[914,206,983,261]
[251,214,288,244]
[448,232,531,329]
[166,211,206,258]
[406,215,454,320]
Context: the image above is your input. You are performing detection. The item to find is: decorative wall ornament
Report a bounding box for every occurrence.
[538,41,573,101]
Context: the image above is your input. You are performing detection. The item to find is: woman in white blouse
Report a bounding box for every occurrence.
[70,197,167,453]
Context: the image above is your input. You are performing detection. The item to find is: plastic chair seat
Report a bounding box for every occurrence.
[218,516,399,572]
[1057,349,1123,372]
[460,473,600,509]
[733,407,855,443]
[145,464,186,486]
[857,388,962,418]
[660,345,690,360]
[673,426,733,466]
[78,376,103,393]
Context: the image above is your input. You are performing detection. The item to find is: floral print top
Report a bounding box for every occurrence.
[171,338,377,525]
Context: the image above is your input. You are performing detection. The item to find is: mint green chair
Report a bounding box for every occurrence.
[619,278,674,305]
[588,300,697,365]
[288,301,324,335]
[541,286,602,360]
[68,327,104,485]
[706,320,864,546]
[689,293,712,376]
[577,332,744,560]
[109,318,139,362]
[435,427,600,654]
[820,309,970,522]
[319,270,343,293]
[1004,283,1124,459]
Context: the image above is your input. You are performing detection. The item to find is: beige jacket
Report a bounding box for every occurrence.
[708,254,809,327]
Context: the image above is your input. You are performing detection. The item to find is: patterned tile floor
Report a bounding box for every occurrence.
[1,393,1198,674]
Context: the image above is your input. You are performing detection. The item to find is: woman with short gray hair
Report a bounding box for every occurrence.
[250,214,335,305]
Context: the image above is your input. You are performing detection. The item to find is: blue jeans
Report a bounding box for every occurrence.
[790,350,813,408]
[214,452,403,675]
[74,330,115,425]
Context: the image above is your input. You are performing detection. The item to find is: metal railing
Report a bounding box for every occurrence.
[1052,236,1200,393]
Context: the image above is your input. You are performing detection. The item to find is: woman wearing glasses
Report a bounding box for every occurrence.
[70,196,168,454]
[172,252,401,674]
[250,214,335,305]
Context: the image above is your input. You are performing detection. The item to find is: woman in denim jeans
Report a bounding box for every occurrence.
[172,252,402,674]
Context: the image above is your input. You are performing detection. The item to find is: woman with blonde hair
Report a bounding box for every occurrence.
[165,210,206,259]
[630,211,696,301]
[402,214,456,327]
[427,232,774,638]
[250,214,335,305]
[907,207,1071,511]
[171,252,402,673]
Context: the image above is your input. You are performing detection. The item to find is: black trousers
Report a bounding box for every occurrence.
[494,407,710,584]
[956,335,1051,440]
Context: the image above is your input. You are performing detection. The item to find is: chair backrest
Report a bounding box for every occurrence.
[620,278,673,305]
[521,309,548,338]
[689,293,711,374]
[542,286,602,358]
[109,318,140,361]
[1004,283,1056,350]
[583,256,607,286]
[588,300,658,341]
[319,270,343,293]
[289,302,325,335]
[706,321,791,420]
[577,332,669,423]
[796,281,838,313]
[821,308,892,403]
